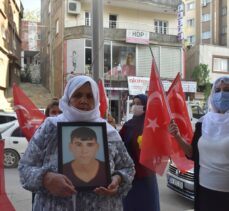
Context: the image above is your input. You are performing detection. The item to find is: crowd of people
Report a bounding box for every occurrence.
[17,75,229,211]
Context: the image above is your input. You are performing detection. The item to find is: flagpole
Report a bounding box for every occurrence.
[148,46,172,118]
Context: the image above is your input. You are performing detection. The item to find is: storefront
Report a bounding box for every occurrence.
[63,38,183,123]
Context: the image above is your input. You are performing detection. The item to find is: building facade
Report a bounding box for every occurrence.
[41,0,189,122]
[0,0,22,111]
[183,0,229,82]
[21,20,41,83]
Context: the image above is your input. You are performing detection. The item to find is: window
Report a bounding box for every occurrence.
[187,19,195,27]
[222,7,227,16]
[37,33,41,40]
[202,31,211,39]
[221,26,227,35]
[109,15,117,29]
[11,127,24,137]
[187,35,195,44]
[55,19,59,35]
[202,13,211,22]
[0,115,16,124]
[85,12,91,26]
[213,57,229,73]
[154,20,168,34]
[187,2,195,11]
[48,1,51,14]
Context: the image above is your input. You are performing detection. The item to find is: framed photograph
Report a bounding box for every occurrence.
[57,122,111,191]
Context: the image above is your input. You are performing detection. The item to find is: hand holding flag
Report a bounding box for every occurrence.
[167,73,194,172]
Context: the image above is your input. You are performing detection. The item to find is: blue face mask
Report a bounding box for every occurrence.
[212,91,229,113]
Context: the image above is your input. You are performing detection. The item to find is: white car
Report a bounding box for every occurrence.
[1,120,28,168]
[0,112,17,133]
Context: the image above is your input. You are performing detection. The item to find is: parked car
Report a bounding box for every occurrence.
[167,160,195,201]
[0,112,17,133]
[1,120,28,168]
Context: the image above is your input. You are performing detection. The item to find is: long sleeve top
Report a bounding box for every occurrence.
[18,118,135,211]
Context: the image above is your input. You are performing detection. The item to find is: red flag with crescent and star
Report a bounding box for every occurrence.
[13,84,45,141]
[167,73,194,172]
[98,79,108,118]
[0,141,15,211]
[140,58,172,176]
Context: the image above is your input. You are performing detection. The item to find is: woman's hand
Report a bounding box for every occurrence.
[43,172,76,197]
[168,119,180,138]
[94,174,122,196]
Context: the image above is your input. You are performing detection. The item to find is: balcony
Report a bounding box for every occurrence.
[65,22,179,46]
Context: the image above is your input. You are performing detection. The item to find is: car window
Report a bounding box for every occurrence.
[11,127,25,137]
[0,115,16,124]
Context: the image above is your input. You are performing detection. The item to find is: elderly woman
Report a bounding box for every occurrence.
[169,76,229,211]
[18,75,135,211]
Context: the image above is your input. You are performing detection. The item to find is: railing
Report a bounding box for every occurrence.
[76,18,178,35]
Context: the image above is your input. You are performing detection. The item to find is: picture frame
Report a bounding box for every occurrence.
[57,122,111,191]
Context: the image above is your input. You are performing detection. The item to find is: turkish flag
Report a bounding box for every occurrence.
[140,59,172,176]
[0,141,15,211]
[167,73,194,172]
[13,84,46,141]
[98,79,108,118]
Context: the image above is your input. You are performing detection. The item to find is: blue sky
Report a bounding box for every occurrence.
[21,0,40,11]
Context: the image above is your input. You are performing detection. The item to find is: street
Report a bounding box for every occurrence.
[5,168,193,211]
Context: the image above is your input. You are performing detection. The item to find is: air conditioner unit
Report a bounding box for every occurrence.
[68,0,81,15]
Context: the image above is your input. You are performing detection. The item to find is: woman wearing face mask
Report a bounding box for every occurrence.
[168,76,229,211]
[119,94,160,211]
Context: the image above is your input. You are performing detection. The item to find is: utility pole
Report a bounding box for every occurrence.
[92,0,104,83]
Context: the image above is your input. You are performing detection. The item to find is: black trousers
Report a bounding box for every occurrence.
[197,185,229,211]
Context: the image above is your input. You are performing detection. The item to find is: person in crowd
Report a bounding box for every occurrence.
[63,127,107,188]
[119,94,160,211]
[168,76,229,211]
[45,98,62,117]
[18,75,135,211]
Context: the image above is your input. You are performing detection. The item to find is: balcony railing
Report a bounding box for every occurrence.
[76,18,178,35]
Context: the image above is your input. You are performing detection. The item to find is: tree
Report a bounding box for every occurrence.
[23,9,40,22]
[191,64,211,100]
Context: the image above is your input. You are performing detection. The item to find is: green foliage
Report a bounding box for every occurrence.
[23,9,40,22]
[191,64,211,100]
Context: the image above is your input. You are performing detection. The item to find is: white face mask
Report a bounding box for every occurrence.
[131,105,144,116]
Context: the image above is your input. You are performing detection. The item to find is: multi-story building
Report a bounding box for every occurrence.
[21,20,41,83]
[0,0,22,111]
[41,0,192,122]
[183,0,229,82]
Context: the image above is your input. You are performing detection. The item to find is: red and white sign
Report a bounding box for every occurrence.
[126,29,149,45]
[127,76,197,95]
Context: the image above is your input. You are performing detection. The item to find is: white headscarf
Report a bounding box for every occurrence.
[50,75,121,142]
[202,76,229,139]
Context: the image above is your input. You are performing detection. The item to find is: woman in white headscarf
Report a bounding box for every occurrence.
[18,75,135,211]
[169,76,229,211]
